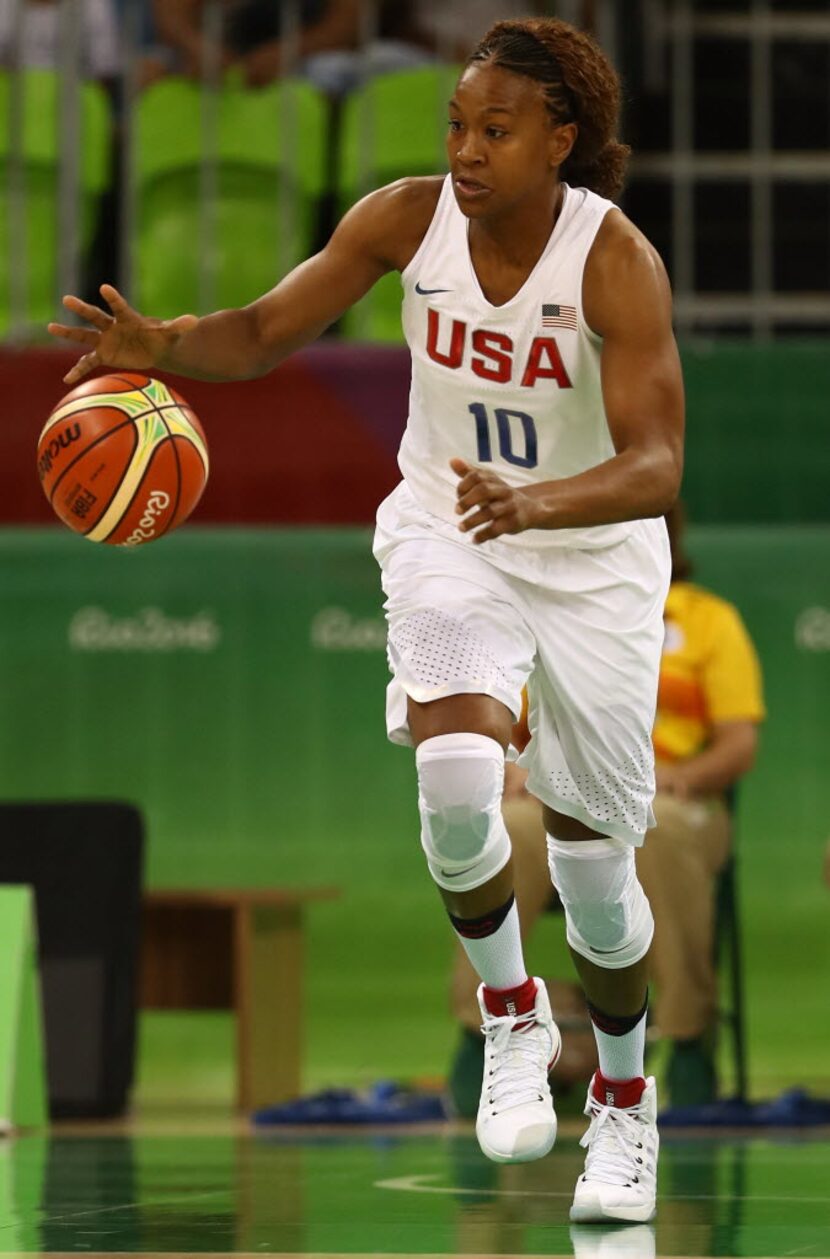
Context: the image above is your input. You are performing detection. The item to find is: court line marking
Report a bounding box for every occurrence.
[0,1190,230,1232]
[374,1172,830,1205]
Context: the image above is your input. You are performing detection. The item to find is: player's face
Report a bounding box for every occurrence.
[447,62,576,219]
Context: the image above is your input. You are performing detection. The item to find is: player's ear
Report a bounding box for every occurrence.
[549,121,577,170]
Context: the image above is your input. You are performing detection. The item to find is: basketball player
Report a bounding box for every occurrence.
[49,18,684,1224]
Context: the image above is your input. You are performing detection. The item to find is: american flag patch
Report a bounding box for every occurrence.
[542,303,578,329]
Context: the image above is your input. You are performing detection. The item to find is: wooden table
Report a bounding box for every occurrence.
[139,887,339,1111]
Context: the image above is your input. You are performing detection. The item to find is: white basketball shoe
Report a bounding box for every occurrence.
[475,976,561,1163]
[570,1073,659,1223]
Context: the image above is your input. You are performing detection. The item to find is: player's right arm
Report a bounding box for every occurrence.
[48,178,440,386]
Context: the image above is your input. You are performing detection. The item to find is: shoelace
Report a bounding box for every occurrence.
[481,1011,553,1111]
[580,1099,651,1187]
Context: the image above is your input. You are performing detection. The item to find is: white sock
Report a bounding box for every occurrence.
[449,896,528,992]
[590,1004,648,1082]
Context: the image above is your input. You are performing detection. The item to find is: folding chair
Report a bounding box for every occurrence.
[715,788,749,1100]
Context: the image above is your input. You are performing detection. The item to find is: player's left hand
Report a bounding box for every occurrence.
[451,458,541,544]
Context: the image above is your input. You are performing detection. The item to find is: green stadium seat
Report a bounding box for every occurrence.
[134,77,327,318]
[0,70,111,340]
[337,64,460,342]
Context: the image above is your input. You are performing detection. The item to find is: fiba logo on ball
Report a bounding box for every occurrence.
[36,373,208,545]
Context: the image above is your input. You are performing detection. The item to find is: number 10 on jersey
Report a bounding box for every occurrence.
[469,402,538,469]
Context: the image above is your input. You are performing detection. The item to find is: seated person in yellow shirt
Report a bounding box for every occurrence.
[448,504,765,1112]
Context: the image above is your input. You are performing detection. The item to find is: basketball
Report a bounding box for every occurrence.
[37,373,209,546]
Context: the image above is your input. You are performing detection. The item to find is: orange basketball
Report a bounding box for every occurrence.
[37,373,209,546]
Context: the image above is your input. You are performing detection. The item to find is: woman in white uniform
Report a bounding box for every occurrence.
[50,17,684,1225]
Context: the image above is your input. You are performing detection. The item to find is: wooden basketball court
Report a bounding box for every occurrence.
[2,1113,829,1259]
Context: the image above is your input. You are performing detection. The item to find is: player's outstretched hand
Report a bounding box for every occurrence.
[47,284,199,386]
[451,457,541,544]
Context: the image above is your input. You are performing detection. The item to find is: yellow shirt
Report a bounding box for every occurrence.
[654,582,765,763]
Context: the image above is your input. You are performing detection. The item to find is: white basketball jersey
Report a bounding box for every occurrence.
[397,176,634,551]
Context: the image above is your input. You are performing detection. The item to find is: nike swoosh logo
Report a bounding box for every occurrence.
[589,944,629,955]
[440,866,477,879]
[415,282,452,295]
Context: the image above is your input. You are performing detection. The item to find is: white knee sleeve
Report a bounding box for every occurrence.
[416,733,511,892]
[547,835,654,969]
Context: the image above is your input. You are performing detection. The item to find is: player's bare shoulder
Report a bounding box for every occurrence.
[583,208,672,338]
[336,176,444,275]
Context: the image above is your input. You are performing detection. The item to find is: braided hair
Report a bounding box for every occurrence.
[467,19,630,200]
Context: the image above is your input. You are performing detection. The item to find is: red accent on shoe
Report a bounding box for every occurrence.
[482,976,537,1021]
[592,1071,646,1110]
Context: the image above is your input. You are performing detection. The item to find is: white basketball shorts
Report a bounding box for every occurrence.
[373,482,671,846]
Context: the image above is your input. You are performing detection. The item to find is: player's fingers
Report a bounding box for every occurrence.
[100,284,133,319]
[456,481,510,514]
[455,484,491,514]
[458,508,488,532]
[471,518,513,544]
[63,350,101,385]
[62,295,112,330]
[456,471,504,503]
[47,323,99,347]
[457,467,509,496]
[459,501,511,532]
[455,465,499,494]
[449,457,471,478]
[454,472,483,500]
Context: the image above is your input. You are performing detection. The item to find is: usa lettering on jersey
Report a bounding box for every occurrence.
[425,308,573,389]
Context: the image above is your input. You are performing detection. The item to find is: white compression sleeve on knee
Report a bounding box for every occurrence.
[416,733,511,892]
[547,835,654,969]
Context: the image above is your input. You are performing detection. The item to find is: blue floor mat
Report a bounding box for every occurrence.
[253,1080,449,1125]
[660,1088,830,1127]
[254,1083,830,1129]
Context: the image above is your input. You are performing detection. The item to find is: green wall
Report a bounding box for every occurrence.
[685,527,830,1094]
[1,524,829,1099]
[681,342,830,524]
